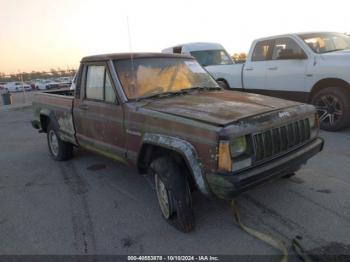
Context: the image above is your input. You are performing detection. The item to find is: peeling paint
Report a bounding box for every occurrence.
[143,133,210,195]
[58,112,75,135]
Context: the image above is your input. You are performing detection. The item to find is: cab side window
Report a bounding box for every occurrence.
[105,73,116,103]
[85,65,117,103]
[86,66,104,100]
[271,38,306,60]
[252,41,272,61]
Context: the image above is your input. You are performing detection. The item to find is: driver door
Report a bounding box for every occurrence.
[264,37,309,101]
[73,62,126,161]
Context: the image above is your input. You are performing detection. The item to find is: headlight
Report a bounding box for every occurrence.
[230,136,247,158]
[218,136,252,173]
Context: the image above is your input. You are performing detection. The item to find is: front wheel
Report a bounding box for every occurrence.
[47,123,73,161]
[311,87,350,131]
[149,156,195,233]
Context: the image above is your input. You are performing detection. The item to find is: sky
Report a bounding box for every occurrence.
[0,0,349,74]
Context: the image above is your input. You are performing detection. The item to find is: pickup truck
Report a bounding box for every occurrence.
[4,81,32,92]
[163,32,350,131]
[32,53,324,232]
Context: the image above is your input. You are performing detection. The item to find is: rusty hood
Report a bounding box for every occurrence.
[142,90,300,126]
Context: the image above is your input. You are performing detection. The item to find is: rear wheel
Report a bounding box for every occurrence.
[47,123,73,161]
[217,80,229,90]
[311,87,350,131]
[149,156,195,233]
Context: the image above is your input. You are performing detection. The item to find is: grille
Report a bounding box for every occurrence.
[253,119,310,162]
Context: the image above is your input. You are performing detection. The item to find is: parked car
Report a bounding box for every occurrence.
[27,80,38,90]
[69,73,77,90]
[32,53,323,232]
[163,32,350,131]
[4,82,31,92]
[35,79,59,90]
[0,82,6,90]
[55,77,72,88]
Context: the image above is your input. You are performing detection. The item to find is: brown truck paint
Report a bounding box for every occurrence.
[32,53,324,200]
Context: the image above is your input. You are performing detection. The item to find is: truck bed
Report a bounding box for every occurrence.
[32,88,77,145]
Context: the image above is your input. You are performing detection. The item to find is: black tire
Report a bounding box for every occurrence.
[149,156,195,233]
[311,87,350,131]
[282,172,296,179]
[217,80,229,89]
[47,123,73,161]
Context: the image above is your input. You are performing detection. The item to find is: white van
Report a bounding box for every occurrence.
[162,42,242,89]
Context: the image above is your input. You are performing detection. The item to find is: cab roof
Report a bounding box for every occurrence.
[81,52,193,63]
[162,42,224,53]
[253,31,340,42]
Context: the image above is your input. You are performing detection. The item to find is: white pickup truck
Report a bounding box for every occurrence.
[163,32,350,131]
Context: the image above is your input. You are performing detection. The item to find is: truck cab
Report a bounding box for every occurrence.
[243,32,350,131]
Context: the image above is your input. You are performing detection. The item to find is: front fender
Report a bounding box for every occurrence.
[142,133,210,196]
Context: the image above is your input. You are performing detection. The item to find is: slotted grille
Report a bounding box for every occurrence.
[253,119,310,162]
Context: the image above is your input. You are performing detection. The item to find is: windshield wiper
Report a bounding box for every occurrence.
[180,86,221,93]
[135,86,221,101]
[135,91,184,101]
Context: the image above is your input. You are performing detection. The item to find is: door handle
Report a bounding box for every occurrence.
[268,66,278,70]
[245,67,254,71]
[79,104,89,110]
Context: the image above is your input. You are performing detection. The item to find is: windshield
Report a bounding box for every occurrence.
[299,33,350,54]
[114,57,219,100]
[190,50,233,66]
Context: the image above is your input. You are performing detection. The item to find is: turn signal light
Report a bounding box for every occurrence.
[218,141,232,172]
[315,114,320,129]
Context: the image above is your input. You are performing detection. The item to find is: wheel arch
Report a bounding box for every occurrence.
[39,110,59,133]
[216,78,230,89]
[309,78,350,102]
[137,133,210,196]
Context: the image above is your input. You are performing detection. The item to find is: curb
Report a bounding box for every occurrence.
[0,103,32,112]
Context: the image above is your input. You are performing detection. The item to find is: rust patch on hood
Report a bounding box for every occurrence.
[143,90,300,126]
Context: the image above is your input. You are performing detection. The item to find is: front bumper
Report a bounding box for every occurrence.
[206,137,324,199]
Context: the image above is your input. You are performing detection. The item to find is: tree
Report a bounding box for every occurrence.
[0,67,77,82]
[232,53,247,63]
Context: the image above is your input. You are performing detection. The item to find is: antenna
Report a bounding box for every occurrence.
[126,16,135,87]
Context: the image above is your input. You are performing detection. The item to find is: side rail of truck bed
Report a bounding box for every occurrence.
[32,91,77,145]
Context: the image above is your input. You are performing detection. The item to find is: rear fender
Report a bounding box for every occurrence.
[39,109,77,145]
[40,109,59,132]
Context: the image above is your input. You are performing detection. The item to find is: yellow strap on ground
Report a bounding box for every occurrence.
[292,238,313,262]
[231,200,289,262]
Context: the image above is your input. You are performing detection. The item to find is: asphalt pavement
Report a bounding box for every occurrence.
[0,107,349,261]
